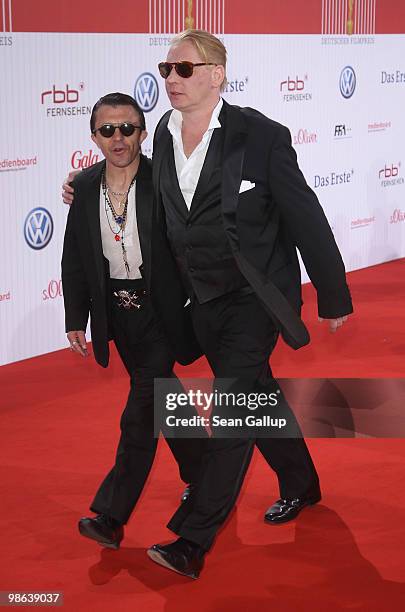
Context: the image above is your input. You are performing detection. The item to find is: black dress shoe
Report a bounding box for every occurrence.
[180,484,194,503]
[78,514,124,549]
[264,487,322,524]
[147,538,205,579]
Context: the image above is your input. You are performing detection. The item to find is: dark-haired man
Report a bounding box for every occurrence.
[62,92,204,550]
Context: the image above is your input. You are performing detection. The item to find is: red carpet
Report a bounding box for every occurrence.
[1,259,405,611]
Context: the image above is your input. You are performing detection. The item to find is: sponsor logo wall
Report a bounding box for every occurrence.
[0,1,404,365]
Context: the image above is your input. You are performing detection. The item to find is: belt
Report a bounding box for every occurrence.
[110,279,147,310]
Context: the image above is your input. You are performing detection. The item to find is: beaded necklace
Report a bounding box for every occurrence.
[102,170,137,278]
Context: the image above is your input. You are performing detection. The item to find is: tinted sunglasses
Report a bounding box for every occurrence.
[92,123,143,138]
[158,61,217,79]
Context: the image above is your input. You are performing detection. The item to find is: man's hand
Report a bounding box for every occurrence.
[318,315,348,333]
[62,170,80,205]
[67,330,89,357]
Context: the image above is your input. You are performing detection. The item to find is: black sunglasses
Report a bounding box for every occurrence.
[158,61,217,79]
[92,123,143,138]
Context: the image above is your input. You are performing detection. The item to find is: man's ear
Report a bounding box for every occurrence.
[139,130,148,145]
[212,65,225,89]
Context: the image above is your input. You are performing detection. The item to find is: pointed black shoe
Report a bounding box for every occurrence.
[264,487,322,524]
[78,514,124,549]
[147,538,205,579]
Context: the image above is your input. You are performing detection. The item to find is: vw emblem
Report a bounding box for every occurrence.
[134,72,159,112]
[24,207,54,250]
[339,66,356,99]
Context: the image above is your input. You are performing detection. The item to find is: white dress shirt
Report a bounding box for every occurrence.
[99,182,143,279]
[167,98,223,209]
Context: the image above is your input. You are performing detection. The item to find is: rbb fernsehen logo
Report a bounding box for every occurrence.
[134,73,159,112]
[24,207,54,250]
[339,66,356,99]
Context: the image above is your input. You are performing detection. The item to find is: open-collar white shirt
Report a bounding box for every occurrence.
[167,97,223,210]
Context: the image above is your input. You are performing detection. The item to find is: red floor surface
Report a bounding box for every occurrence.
[1,259,405,611]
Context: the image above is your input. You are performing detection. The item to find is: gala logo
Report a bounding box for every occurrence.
[71,149,99,170]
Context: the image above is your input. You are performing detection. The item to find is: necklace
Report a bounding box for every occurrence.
[107,183,127,197]
[108,191,126,214]
[102,170,137,278]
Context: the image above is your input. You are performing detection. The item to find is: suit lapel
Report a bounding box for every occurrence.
[220,103,310,348]
[220,102,248,249]
[135,156,153,287]
[83,160,106,293]
[166,144,189,217]
[189,126,223,216]
[152,112,172,224]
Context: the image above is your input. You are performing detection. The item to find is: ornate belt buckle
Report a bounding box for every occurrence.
[113,290,142,310]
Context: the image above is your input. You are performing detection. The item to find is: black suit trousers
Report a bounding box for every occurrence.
[167,291,318,549]
[90,293,204,524]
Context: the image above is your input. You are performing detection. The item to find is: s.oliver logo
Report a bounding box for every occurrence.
[71,149,99,169]
[43,279,63,300]
[293,128,317,145]
[390,209,405,224]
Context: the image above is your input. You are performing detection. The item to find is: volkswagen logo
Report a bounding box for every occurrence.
[134,72,159,112]
[24,207,54,250]
[339,66,356,99]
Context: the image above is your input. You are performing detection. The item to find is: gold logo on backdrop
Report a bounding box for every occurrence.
[185,0,194,29]
[347,0,354,35]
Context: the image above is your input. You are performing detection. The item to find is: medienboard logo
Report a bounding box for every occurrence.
[134,73,159,112]
[0,291,11,302]
[41,83,91,118]
[0,156,38,172]
[351,216,375,229]
[339,66,356,98]
[368,121,391,134]
[280,75,312,102]
[24,208,54,250]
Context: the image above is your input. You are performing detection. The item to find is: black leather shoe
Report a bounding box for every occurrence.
[180,484,194,503]
[78,514,124,549]
[147,538,205,579]
[264,487,322,524]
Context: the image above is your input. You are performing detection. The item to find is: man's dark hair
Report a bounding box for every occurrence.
[90,92,146,132]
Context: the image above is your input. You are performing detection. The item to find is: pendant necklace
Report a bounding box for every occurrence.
[102,170,136,278]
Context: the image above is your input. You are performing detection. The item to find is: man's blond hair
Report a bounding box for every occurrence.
[170,29,227,92]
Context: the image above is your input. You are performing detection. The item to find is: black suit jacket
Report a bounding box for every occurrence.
[152,100,353,350]
[61,155,201,368]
